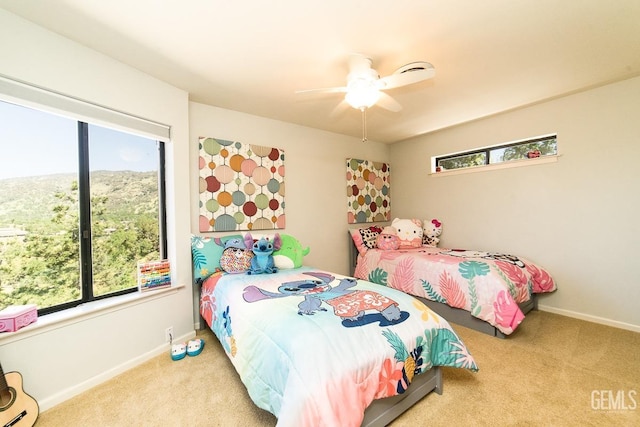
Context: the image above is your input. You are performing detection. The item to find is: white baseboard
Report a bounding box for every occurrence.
[538,304,640,333]
[39,330,196,412]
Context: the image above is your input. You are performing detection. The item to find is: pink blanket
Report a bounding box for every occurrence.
[354,247,556,335]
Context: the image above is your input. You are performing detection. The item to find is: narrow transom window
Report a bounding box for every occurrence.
[435,135,557,172]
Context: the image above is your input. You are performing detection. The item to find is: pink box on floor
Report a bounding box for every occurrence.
[0,304,38,332]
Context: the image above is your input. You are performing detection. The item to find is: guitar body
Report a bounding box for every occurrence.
[0,371,38,427]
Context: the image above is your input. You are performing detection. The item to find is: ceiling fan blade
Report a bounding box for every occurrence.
[376,92,402,112]
[295,86,347,96]
[348,53,374,74]
[377,62,435,90]
[329,99,351,117]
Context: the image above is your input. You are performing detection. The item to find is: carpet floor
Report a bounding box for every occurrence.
[37,310,640,426]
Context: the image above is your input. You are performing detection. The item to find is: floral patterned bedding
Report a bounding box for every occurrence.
[200,267,478,427]
[353,247,556,335]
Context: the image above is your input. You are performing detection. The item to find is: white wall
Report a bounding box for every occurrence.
[0,9,194,410]
[189,102,390,278]
[390,76,640,331]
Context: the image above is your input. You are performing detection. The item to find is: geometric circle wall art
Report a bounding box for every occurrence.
[199,137,285,232]
[346,158,391,224]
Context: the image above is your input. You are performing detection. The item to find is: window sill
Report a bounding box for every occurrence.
[430,155,559,177]
[0,284,185,345]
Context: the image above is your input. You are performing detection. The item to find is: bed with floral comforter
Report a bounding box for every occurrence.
[200,267,478,427]
[352,247,556,336]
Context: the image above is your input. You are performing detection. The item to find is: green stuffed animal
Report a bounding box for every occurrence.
[273,234,310,269]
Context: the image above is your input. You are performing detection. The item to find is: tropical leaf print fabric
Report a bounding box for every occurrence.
[353,247,556,335]
[200,267,477,427]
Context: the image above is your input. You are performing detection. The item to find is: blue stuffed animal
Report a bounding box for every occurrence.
[244,233,282,274]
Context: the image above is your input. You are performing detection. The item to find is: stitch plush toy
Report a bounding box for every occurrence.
[245,232,282,274]
[422,218,443,247]
[376,226,400,250]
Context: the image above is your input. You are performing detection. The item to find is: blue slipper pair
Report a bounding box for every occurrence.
[171,338,205,361]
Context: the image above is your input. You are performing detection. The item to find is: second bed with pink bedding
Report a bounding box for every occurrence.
[352,245,556,336]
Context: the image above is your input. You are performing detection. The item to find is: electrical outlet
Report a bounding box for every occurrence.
[165,326,173,343]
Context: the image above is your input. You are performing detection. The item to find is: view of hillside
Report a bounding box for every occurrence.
[0,170,160,310]
[0,171,158,227]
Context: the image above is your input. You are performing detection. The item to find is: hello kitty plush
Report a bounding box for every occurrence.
[391,218,423,248]
[376,226,400,250]
[422,218,442,246]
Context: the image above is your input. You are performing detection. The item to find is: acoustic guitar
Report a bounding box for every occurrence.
[0,363,38,427]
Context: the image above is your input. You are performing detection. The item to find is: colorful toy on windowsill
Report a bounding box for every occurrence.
[526,150,541,158]
[0,304,38,332]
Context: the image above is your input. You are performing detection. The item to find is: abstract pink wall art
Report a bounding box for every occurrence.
[346,158,390,224]
[199,137,285,232]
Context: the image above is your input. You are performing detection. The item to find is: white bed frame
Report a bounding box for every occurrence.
[348,232,537,339]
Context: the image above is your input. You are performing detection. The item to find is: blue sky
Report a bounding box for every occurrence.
[0,100,158,180]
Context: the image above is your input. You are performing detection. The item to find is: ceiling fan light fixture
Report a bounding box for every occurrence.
[296,54,435,141]
[345,78,380,110]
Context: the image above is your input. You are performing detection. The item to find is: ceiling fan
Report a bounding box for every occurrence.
[296,54,435,141]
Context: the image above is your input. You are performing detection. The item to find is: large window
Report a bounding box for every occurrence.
[435,134,557,172]
[0,99,167,315]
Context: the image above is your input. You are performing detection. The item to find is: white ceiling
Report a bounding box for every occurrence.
[2,0,639,143]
